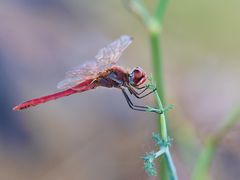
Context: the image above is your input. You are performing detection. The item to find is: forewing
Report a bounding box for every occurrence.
[57,61,98,89]
[95,35,133,71]
[57,35,133,89]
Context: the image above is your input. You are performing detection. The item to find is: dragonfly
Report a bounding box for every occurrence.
[13,35,160,113]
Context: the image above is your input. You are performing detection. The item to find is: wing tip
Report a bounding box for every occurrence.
[121,35,133,42]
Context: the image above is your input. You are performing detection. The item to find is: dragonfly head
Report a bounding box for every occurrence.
[129,67,147,87]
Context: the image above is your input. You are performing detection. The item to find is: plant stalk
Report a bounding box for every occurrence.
[154,90,178,180]
[150,33,165,105]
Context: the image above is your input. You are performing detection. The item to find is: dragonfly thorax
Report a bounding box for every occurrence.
[128,67,147,87]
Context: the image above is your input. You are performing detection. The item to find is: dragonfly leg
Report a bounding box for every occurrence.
[122,89,150,111]
[128,86,157,99]
[134,85,148,90]
[130,85,149,95]
[121,88,162,113]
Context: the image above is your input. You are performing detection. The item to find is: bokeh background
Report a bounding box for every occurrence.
[0,0,240,179]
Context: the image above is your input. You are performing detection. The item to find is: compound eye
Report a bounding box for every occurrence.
[133,68,142,78]
[130,67,146,86]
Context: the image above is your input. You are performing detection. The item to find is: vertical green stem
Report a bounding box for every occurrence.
[150,32,168,180]
[165,149,178,180]
[155,90,167,139]
[127,1,177,179]
[155,90,177,180]
[155,0,169,23]
[150,33,165,105]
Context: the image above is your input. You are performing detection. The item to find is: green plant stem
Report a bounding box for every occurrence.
[192,140,215,180]
[155,90,167,139]
[150,33,165,105]
[128,0,151,27]
[128,1,176,179]
[150,21,169,180]
[155,0,169,23]
[165,149,177,180]
[192,108,240,180]
[154,90,177,180]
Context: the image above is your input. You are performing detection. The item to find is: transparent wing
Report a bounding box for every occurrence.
[95,35,133,71]
[57,35,133,89]
[57,61,98,89]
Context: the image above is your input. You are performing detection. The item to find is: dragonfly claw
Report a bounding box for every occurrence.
[146,106,163,114]
[146,104,174,114]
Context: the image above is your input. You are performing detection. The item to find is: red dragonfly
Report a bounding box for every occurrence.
[13,35,157,113]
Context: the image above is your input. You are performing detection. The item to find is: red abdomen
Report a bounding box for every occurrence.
[13,79,96,111]
[13,88,78,111]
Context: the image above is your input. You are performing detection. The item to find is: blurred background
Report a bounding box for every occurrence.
[0,0,240,179]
